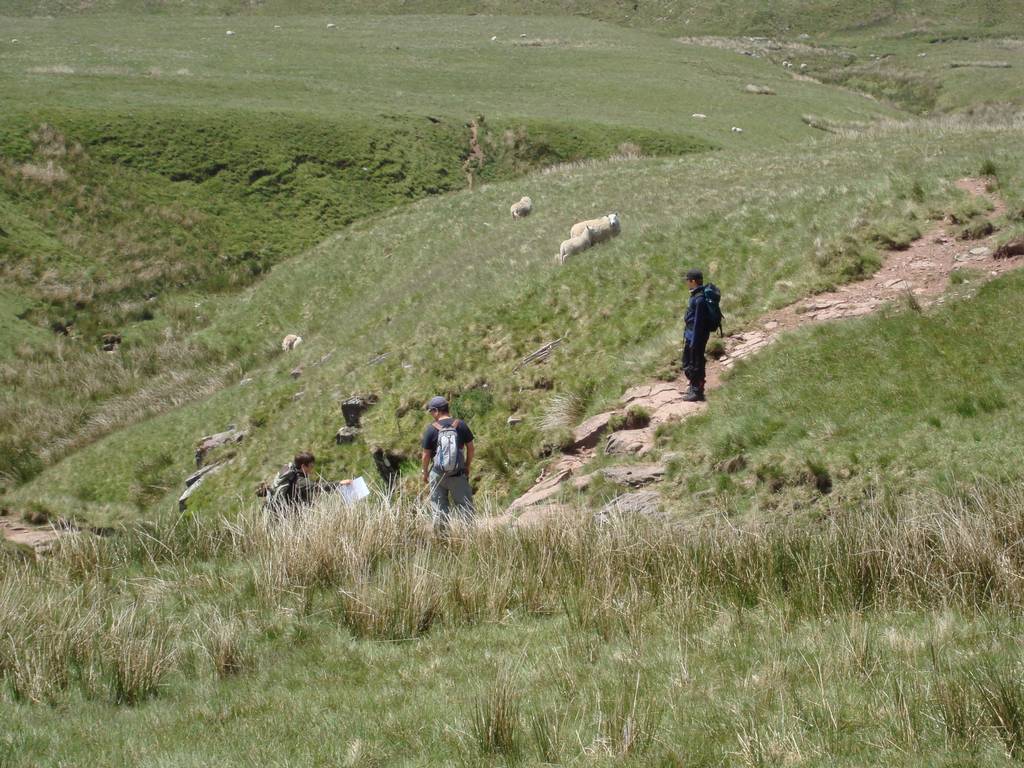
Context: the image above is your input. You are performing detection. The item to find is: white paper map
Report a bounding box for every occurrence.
[339,476,370,505]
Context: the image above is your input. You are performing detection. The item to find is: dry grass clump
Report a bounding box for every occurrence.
[5,480,1024,711]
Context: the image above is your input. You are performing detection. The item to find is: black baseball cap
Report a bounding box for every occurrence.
[685,269,703,281]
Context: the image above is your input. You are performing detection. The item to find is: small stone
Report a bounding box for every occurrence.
[763,321,779,331]
[506,415,524,426]
[290,367,302,379]
[239,377,253,386]
[292,391,305,401]
[969,246,991,256]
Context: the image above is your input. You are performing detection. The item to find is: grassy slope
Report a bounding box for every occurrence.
[0,13,900,493]
[0,15,893,144]
[5,0,1023,37]
[9,121,1022,527]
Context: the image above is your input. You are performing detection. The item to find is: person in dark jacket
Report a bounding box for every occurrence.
[265,451,350,518]
[682,268,710,402]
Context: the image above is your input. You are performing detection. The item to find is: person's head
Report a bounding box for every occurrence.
[294,451,315,476]
[425,395,450,419]
[685,268,704,289]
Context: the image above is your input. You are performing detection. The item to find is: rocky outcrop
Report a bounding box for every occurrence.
[342,395,379,428]
[600,463,666,488]
[597,491,662,520]
[194,427,246,467]
[371,447,407,489]
[620,382,706,425]
[605,428,655,456]
[101,332,122,352]
[571,412,614,450]
[178,462,226,511]
[996,238,1024,259]
[335,426,361,445]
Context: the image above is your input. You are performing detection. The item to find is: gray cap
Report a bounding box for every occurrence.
[425,396,449,411]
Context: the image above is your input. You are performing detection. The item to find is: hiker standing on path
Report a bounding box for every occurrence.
[421,396,475,534]
[263,451,351,518]
[682,268,711,402]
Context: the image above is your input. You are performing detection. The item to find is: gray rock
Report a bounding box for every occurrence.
[342,394,379,427]
[290,367,303,379]
[597,491,662,520]
[969,246,991,256]
[600,463,666,488]
[179,463,225,511]
[605,428,655,456]
[571,412,614,450]
[335,426,361,445]
[194,428,246,467]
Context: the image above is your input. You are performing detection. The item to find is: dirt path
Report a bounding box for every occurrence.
[0,513,74,554]
[502,177,1021,521]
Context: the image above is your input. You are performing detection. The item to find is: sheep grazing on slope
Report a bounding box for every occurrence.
[558,227,594,265]
[570,212,621,244]
[510,196,533,219]
[281,334,303,351]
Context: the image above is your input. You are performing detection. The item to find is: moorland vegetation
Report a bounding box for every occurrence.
[2,1,1024,764]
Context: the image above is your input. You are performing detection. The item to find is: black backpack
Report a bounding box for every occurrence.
[702,283,724,336]
[265,464,300,506]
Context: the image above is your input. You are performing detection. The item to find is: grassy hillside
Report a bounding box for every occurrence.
[0,13,903,492]
[0,15,895,142]
[8,118,1022,527]
[5,0,1023,37]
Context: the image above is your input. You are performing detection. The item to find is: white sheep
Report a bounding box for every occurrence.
[558,227,594,265]
[510,196,533,219]
[327,22,337,29]
[570,212,620,244]
[225,30,235,36]
[731,126,744,133]
[692,113,707,119]
[281,334,303,351]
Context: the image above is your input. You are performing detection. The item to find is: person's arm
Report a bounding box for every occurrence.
[421,449,432,484]
[692,293,708,344]
[464,441,475,476]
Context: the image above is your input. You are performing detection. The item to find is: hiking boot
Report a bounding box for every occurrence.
[682,388,705,402]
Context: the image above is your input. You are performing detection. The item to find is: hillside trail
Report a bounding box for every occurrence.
[0,512,74,554]
[2,179,1017,548]
[494,177,1020,525]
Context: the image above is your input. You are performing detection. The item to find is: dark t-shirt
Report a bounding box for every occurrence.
[421,417,474,454]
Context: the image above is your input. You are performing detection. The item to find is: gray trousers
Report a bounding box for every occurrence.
[429,471,475,532]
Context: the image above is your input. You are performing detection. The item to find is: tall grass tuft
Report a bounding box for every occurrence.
[597,672,664,757]
[471,666,522,758]
[978,666,1024,760]
[103,605,178,704]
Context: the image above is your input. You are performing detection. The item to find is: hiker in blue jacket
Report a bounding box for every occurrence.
[682,268,711,402]
[421,396,475,534]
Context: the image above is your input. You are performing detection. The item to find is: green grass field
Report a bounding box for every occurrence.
[2,2,1024,764]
